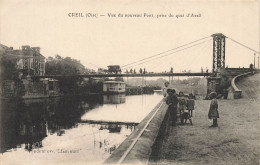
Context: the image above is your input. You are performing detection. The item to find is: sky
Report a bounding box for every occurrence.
[0,0,259,73]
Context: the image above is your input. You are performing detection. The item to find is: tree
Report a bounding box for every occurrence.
[45,55,106,95]
[0,55,19,80]
[0,54,25,97]
[139,68,143,74]
[45,55,87,75]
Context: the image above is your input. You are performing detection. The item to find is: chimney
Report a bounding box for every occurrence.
[22,45,30,51]
[32,47,40,53]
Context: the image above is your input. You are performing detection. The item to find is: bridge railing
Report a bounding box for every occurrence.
[231,71,253,99]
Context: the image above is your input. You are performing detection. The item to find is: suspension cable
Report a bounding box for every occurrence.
[121,36,211,68]
[123,39,211,69]
[226,36,260,54]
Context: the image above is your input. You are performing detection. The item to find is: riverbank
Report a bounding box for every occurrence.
[153,74,260,165]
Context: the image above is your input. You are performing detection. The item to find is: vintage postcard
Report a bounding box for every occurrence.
[0,0,259,164]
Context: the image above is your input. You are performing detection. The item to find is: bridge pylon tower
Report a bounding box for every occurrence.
[207,33,226,96]
[211,33,226,73]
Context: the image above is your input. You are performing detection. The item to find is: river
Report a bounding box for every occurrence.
[0,92,163,164]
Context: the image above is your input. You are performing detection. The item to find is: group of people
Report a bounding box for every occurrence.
[163,81,219,127]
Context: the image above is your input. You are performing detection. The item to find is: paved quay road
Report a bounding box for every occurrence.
[155,74,260,165]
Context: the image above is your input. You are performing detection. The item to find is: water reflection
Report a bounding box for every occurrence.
[82,93,163,123]
[0,96,102,153]
[103,94,126,104]
[0,93,162,164]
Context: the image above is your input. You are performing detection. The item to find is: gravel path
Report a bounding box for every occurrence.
[155,74,260,165]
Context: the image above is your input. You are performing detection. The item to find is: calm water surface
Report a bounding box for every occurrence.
[0,92,162,164]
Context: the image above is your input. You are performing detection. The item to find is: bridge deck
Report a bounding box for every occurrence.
[33,72,210,79]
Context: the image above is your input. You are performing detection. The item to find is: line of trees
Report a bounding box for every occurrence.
[45,55,103,96]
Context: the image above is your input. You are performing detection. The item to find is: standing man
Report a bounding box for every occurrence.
[223,88,228,99]
[166,89,179,126]
[163,81,170,98]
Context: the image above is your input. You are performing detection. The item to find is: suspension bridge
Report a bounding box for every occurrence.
[32,33,259,94]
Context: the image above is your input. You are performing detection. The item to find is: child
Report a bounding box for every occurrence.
[187,93,195,117]
[208,92,219,127]
[166,89,178,126]
[178,91,187,118]
[181,109,192,125]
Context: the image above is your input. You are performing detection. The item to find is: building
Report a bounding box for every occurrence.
[21,77,59,99]
[0,44,45,76]
[0,44,60,98]
[17,45,45,76]
[0,80,16,98]
[103,81,126,94]
[40,78,59,97]
[0,43,10,54]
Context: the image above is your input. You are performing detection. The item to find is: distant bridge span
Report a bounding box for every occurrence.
[33,72,211,79]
